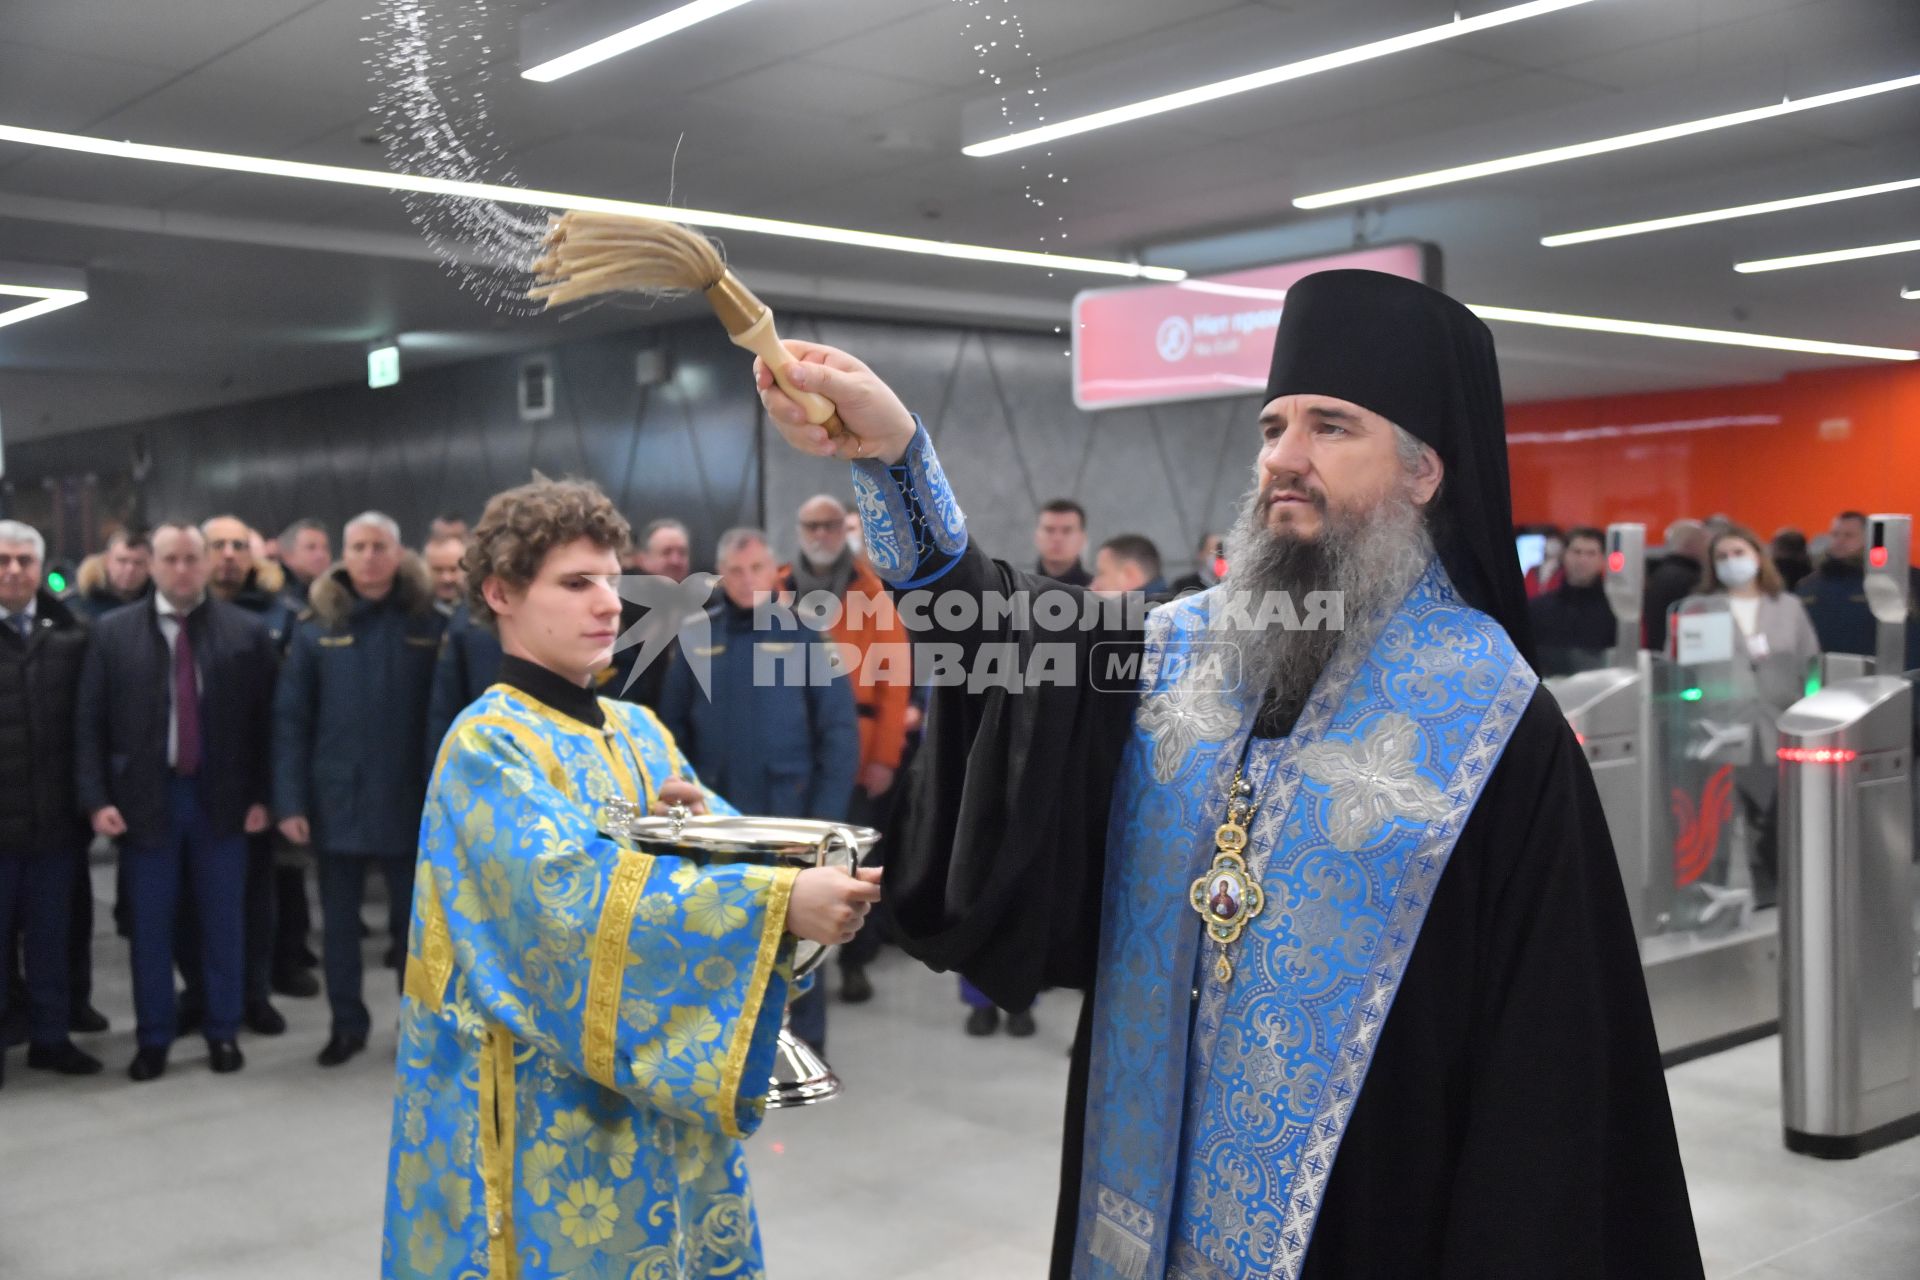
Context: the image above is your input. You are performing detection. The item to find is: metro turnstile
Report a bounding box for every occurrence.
[1550,522,1781,1064]
[1777,676,1917,1156]
[1777,513,1919,1157]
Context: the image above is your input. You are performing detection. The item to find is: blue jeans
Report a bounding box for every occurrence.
[124,776,247,1046]
[318,853,415,1039]
[0,851,76,1045]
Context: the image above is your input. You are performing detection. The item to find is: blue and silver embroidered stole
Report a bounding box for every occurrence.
[1075,561,1537,1280]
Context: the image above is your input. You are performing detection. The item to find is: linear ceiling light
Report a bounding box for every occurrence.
[1543,175,1920,246]
[1902,286,1920,300]
[0,122,1184,281]
[1295,72,1920,210]
[963,0,1598,158]
[1734,238,1920,274]
[523,0,759,83]
[0,282,87,332]
[1465,303,1917,361]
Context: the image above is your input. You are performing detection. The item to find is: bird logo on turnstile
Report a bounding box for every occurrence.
[1671,765,1735,887]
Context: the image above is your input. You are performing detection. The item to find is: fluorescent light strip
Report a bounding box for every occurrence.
[1902,286,1920,300]
[1295,73,1920,210]
[0,282,88,331]
[1509,414,1782,446]
[1175,280,1290,301]
[523,0,759,83]
[0,122,1185,282]
[1734,238,1920,273]
[1544,175,1920,246]
[1466,303,1917,361]
[963,0,1597,158]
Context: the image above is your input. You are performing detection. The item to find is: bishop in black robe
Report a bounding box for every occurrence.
[755,270,1704,1280]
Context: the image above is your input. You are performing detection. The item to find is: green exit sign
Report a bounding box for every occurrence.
[367,344,400,389]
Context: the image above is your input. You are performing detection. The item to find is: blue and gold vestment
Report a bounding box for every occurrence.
[383,685,795,1280]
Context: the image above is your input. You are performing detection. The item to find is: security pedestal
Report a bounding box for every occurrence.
[1777,677,1918,1157]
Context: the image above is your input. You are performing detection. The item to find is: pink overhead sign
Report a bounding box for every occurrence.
[1071,243,1439,411]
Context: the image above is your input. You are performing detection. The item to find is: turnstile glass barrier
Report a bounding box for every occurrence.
[1617,594,1795,1062]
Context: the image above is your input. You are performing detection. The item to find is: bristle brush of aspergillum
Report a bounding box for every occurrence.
[530,211,845,439]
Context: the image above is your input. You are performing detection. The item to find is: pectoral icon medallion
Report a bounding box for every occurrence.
[1189,771,1263,983]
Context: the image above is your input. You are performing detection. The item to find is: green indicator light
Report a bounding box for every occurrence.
[47,570,68,593]
[1679,687,1704,702]
[1804,673,1822,698]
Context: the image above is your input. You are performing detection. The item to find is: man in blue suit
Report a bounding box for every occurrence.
[273,512,445,1068]
[76,522,278,1081]
[657,526,858,1051]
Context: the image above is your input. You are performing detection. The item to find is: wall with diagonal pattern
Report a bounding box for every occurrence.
[5,312,1258,581]
[3,320,765,567]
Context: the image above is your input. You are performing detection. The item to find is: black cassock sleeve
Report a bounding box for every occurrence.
[882,540,1144,1009]
[1302,685,1704,1279]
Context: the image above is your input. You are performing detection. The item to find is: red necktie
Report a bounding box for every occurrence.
[174,619,201,777]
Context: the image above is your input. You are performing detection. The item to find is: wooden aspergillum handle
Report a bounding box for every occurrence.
[705,274,845,438]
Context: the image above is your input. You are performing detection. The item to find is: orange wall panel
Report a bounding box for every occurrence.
[1507,362,1920,562]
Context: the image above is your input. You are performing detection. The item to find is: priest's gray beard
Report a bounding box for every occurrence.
[1220,480,1434,724]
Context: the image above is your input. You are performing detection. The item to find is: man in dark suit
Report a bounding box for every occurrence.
[274,512,445,1067]
[75,522,278,1081]
[0,520,100,1086]
[200,515,297,1029]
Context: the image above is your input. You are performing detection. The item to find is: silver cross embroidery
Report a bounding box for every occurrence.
[1295,711,1452,852]
[1137,671,1242,783]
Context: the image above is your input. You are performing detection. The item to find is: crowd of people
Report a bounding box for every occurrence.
[1522,508,1918,676]
[2,489,1911,1089]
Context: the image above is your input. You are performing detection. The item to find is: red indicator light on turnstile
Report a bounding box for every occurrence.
[1608,551,1625,573]
[1869,546,1888,568]
[1777,746,1858,764]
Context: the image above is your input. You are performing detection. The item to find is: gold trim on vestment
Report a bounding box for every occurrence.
[402,879,453,1012]
[718,866,798,1140]
[479,1024,520,1279]
[461,710,569,791]
[584,852,653,1089]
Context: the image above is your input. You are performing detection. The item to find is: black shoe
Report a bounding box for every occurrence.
[965,1006,1000,1037]
[208,1040,245,1074]
[1005,1009,1037,1038]
[272,968,321,999]
[27,1040,104,1075]
[128,1046,169,1082]
[317,1033,367,1067]
[840,965,873,1005]
[244,1001,287,1036]
[69,1005,110,1035]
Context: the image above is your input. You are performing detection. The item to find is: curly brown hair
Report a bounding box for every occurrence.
[466,477,631,631]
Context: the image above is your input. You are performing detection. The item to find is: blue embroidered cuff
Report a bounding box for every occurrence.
[850,417,968,588]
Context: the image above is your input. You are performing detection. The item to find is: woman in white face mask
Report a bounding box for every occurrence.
[1701,527,1820,671]
[1689,525,1822,907]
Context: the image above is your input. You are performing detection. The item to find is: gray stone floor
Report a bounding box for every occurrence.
[2,911,1916,1278]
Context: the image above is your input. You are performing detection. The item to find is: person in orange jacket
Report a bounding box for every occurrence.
[781,494,911,1003]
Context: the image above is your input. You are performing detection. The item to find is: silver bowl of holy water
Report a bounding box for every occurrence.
[603,799,880,1108]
